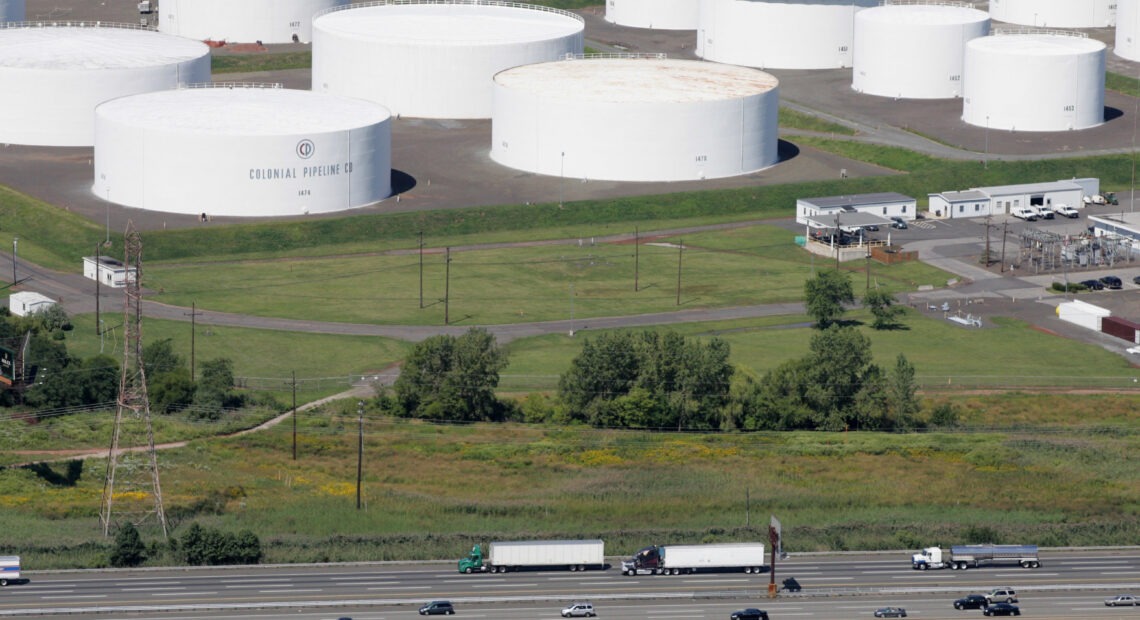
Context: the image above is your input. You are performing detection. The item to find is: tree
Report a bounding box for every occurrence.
[886,354,920,429]
[79,354,120,405]
[143,338,184,376]
[192,358,240,420]
[804,269,855,328]
[864,289,904,330]
[149,368,196,414]
[110,522,146,568]
[393,328,508,421]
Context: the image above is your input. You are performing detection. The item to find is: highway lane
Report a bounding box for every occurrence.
[2,550,1140,615]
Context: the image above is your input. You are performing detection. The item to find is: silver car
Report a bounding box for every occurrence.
[1106,595,1139,606]
[562,602,596,617]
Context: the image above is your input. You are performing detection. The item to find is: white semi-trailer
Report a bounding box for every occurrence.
[458,539,604,573]
[622,543,766,575]
[0,556,19,586]
[912,545,1040,570]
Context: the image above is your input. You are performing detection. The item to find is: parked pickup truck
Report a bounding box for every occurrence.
[1051,204,1079,218]
[1010,207,1038,221]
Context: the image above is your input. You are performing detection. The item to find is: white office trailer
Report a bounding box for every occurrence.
[8,292,55,317]
[491,57,779,183]
[0,0,24,22]
[796,193,916,226]
[852,2,990,99]
[928,179,1095,219]
[605,0,699,30]
[83,256,138,288]
[989,0,1115,28]
[1117,0,1140,61]
[697,0,879,70]
[93,86,392,217]
[312,1,584,119]
[158,0,350,44]
[962,31,1105,132]
[0,23,210,147]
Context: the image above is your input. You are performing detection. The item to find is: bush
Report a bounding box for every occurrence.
[110,523,146,568]
[181,522,262,566]
[1051,282,1086,293]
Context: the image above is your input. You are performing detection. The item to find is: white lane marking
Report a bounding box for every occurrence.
[470,583,538,588]
[23,590,76,594]
[681,579,752,583]
[257,588,323,593]
[119,581,184,586]
[123,586,187,591]
[796,576,854,580]
[151,591,217,597]
[995,572,1058,577]
[42,595,108,599]
[222,577,294,583]
[1101,571,1140,575]
[368,586,431,591]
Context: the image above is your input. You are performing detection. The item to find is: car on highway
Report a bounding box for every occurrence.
[729,609,769,620]
[1081,279,1105,291]
[874,606,907,617]
[983,602,1021,616]
[1106,595,1140,606]
[562,602,596,617]
[419,601,455,615]
[954,594,989,610]
[1100,275,1123,289]
[986,588,1018,604]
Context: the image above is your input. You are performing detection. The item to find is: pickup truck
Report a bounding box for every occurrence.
[1010,207,1038,221]
[1051,204,1079,218]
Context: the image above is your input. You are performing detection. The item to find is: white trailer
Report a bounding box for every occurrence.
[623,543,766,575]
[0,556,19,586]
[912,545,1040,570]
[459,540,604,573]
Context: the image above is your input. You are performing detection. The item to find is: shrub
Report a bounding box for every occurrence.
[181,522,262,566]
[110,523,146,568]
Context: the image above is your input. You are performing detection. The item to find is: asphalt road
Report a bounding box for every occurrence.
[4,550,1140,618]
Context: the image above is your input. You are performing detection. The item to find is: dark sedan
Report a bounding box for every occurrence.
[730,609,769,620]
[1100,275,1123,289]
[874,607,907,617]
[954,594,989,610]
[983,602,1021,616]
[1081,279,1104,291]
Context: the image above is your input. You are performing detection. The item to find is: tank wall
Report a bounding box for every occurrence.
[698,0,878,69]
[605,0,699,30]
[853,11,989,99]
[160,0,347,43]
[314,23,583,119]
[93,113,391,216]
[0,56,210,147]
[962,41,1105,131]
[989,0,1115,28]
[490,82,779,182]
[0,0,26,22]
[1117,0,1140,61]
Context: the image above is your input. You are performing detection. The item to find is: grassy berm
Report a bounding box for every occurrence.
[1,392,1137,569]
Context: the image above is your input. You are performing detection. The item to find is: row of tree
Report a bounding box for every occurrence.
[389,271,924,431]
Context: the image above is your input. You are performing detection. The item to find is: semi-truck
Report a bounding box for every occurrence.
[0,556,19,586]
[458,540,604,573]
[621,543,766,575]
[911,545,1040,570]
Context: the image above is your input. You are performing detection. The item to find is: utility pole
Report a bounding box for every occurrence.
[95,245,101,336]
[865,251,871,294]
[356,400,364,510]
[185,302,199,382]
[634,227,639,292]
[11,236,17,287]
[834,213,841,270]
[1000,221,1009,272]
[444,247,451,325]
[675,238,683,306]
[982,215,992,266]
[569,284,574,336]
[418,231,424,309]
[291,370,297,460]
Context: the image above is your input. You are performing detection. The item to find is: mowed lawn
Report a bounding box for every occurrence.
[142,226,951,325]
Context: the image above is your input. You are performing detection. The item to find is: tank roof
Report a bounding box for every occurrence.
[971,32,1106,55]
[97,87,392,135]
[860,3,989,26]
[315,2,583,45]
[0,25,208,70]
[495,57,778,103]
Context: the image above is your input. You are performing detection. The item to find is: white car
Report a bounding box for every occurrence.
[1052,204,1080,218]
[1010,207,1038,221]
[1126,346,1140,355]
[562,602,596,617]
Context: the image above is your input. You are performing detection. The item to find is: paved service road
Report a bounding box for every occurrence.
[4,550,1140,617]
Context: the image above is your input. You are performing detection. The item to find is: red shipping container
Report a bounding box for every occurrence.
[1102,316,1140,344]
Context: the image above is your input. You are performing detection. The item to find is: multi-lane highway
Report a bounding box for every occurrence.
[4,550,1140,619]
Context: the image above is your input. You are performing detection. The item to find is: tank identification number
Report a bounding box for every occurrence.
[298,189,311,196]
[838,46,849,52]
[949,75,960,81]
[1064,105,1075,112]
[695,155,708,162]
[290,21,301,28]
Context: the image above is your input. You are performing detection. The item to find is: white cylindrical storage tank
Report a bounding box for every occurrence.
[989,0,1115,28]
[313,1,584,119]
[697,0,879,69]
[1116,0,1140,61]
[0,23,210,147]
[853,3,989,99]
[963,31,1105,132]
[158,0,349,44]
[93,86,392,217]
[491,57,779,182]
[605,0,699,30]
[0,0,25,22]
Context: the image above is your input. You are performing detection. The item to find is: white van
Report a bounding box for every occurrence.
[1010,207,1038,221]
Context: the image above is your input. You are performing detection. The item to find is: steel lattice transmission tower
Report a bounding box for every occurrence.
[100,222,168,539]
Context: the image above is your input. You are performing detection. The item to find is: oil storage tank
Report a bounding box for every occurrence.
[158,0,349,44]
[1117,0,1140,61]
[989,0,1115,28]
[93,86,392,217]
[0,0,25,22]
[605,0,699,30]
[963,31,1105,132]
[0,23,210,147]
[697,0,879,70]
[853,2,989,99]
[491,56,779,182]
[312,1,584,119]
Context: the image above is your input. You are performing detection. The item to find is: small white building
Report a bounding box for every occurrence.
[929,179,1096,219]
[796,192,916,226]
[1056,299,1111,332]
[8,291,56,317]
[83,255,137,288]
